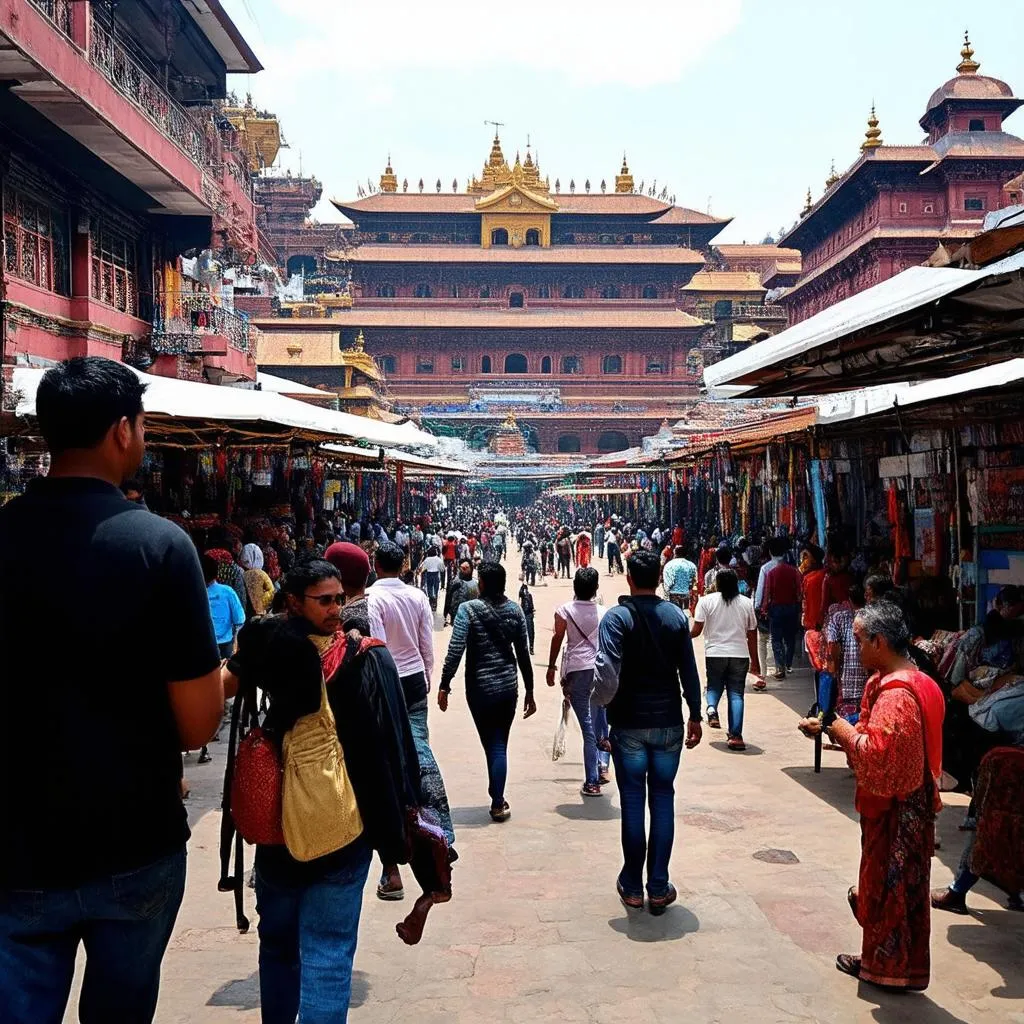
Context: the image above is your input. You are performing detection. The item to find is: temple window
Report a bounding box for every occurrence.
[509,292,524,308]
[451,355,464,372]
[600,285,620,299]
[602,354,623,374]
[713,299,733,319]
[647,359,664,374]
[969,118,985,132]
[414,282,432,297]
[504,353,528,373]
[376,283,396,297]
[541,356,552,373]
[3,184,69,295]
[376,232,390,242]
[597,431,629,452]
[562,233,575,244]
[642,285,658,299]
[561,355,580,374]
[964,197,985,212]
[599,234,614,245]
[481,355,492,373]
[686,348,704,377]
[480,286,490,298]
[491,228,509,246]
[379,355,397,374]
[557,434,581,453]
[898,202,907,214]
[537,284,550,299]
[450,284,461,298]
[563,284,584,298]
[623,234,634,245]
[923,201,935,214]
[525,228,540,246]
[91,222,138,315]
[416,357,434,373]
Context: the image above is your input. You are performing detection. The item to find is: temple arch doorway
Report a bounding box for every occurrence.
[286,254,316,278]
[504,353,528,374]
[557,434,581,453]
[597,430,629,452]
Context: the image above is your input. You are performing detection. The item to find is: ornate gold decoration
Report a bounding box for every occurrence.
[956,30,980,75]
[800,187,813,217]
[500,413,518,430]
[861,105,883,151]
[379,157,398,193]
[221,94,282,172]
[825,159,840,189]
[350,330,366,352]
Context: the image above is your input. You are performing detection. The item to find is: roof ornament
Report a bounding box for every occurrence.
[861,104,883,150]
[801,187,813,217]
[351,330,366,352]
[379,155,398,193]
[555,177,561,193]
[569,178,575,194]
[435,178,442,192]
[825,158,840,189]
[600,178,607,193]
[452,177,458,192]
[402,177,408,192]
[418,178,424,193]
[957,29,980,74]
[615,153,634,193]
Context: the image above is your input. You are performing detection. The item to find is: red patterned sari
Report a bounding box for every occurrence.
[833,668,945,990]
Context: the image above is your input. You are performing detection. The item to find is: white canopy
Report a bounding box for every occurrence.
[321,443,469,475]
[255,372,335,397]
[11,367,438,449]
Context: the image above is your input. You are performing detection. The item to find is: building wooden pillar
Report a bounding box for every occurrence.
[70,1,92,51]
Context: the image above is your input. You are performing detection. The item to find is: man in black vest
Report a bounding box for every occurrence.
[594,550,702,914]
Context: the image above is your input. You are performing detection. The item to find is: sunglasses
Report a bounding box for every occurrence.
[303,593,344,607]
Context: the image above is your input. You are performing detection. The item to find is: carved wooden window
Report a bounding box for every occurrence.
[481,355,492,373]
[525,228,540,246]
[91,223,137,315]
[602,354,622,374]
[642,285,658,299]
[923,202,934,214]
[969,119,985,132]
[561,355,580,374]
[557,434,581,453]
[480,286,490,298]
[541,356,552,373]
[379,355,397,374]
[376,232,390,242]
[414,282,432,297]
[647,359,664,374]
[509,292,524,308]
[451,355,464,372]
[964,197,985,212]
[3,185,69,294]
[597,431,629,452]
[537,284,550,298]
[898,202,907,214]
[416,356,434,373]
[491,228,509,246]
[376,283,395,297]
[563,284,584,298]
[600,284,620,299]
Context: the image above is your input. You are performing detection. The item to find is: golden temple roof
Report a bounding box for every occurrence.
[681,271,766,294]
[221,95,282,172]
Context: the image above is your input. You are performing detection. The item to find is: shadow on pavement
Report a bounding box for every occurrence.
[208,972,260,1010]
[860,988,972,1023]
[708,741,765,756]
[944,919,1024,1000]
[449,806,501,829]
[608,904,699,942]
[554,801,620,821]
[780,765,857,823]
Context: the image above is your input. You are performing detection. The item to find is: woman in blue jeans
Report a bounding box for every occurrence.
[691,570,761,751]
[546,567,607,796]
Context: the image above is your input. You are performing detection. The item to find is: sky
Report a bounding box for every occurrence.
[222,0,1024,243]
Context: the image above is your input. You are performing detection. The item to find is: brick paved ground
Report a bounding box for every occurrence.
[71,569,1024,1023]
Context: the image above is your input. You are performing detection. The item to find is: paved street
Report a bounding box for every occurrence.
[94,571,1023,1024]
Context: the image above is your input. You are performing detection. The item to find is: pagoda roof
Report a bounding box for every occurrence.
[336,244,705,266]
[254,308,707,331]
[332,192,728,224]
[681,271,766,293]
[715,244,802,261]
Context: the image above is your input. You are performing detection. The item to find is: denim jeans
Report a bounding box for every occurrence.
[470,697,517,808]
[255,838,373,1024]
[564,669,598,786]
[592,704,610,771]
[0,848,186,1024]
[705,656,749,737]
[769,604,799,671]
[422,572,441,604]
[610,726,684,899]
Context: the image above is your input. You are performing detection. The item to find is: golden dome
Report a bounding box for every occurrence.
[861,105,883,150]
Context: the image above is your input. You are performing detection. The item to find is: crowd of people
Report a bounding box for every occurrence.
[1,356,1021,1023]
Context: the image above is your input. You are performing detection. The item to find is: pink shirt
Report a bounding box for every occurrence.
[556,599,603,678]
[367,578,434,682]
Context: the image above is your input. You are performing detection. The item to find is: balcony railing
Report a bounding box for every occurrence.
[152,293,252,355]
[27,0,73,37]
[88,21,210,167]
[694,302,788,322]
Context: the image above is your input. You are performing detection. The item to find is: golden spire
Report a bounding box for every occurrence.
[800,187,813,217]
[825,158,840,189]
[379,155,398,193]
[956,29,980,74]
[488,131,505,168]
[861,105,883,151]
[351,330,365,352]
[615,152,634,193]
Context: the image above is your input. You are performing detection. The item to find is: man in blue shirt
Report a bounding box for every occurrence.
[203,552,246,660]
[661,546,698,615]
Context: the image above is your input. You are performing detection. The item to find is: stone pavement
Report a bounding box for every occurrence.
[78,569,1024,1023]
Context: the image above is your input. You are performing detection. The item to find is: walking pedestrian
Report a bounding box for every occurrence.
[595,521,606,559]
[0,356,224,1024]
[443,558,478,627]
[691,570,760,750]
[546,567,608,795]
[758,537,802,680]
[661,545,698,615]
[556,530,573,579]
[438,563,537,822]
[594,551,702,914]
[606,528,624,576]
[519,582,536,655]
[418,545,444,611]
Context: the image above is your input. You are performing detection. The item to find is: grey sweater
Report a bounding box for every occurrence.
[440,596,534,706]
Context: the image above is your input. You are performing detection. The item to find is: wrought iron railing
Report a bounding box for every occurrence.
[88,21,209,166]
[152,293,252,355]
[27,0,74,37]
[694,302,787,322]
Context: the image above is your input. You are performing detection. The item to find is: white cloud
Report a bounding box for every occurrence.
[235,0,743,89]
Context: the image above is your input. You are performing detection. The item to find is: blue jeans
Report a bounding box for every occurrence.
[565,670,598,786]
[470,697,517,808]
[593,703,610,771]
[422,572,440,604]
[610,726,684,899]
[0,848,186,1024]
[705,656,748,737]
[255,838,373,1024]
[769,604,799,671]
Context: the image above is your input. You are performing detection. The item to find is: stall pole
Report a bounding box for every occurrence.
[950,421,966,631]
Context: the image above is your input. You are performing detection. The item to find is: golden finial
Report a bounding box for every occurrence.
[861,104,883,151]
[615,152,634,193]
[379,155,398,193]
[351,330,366,351]
[957,29,980,74]
[801,187,813,217]
[825,158,840,189]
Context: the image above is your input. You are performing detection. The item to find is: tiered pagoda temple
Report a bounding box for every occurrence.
[779,34,1024,324]
[256,134,783,454]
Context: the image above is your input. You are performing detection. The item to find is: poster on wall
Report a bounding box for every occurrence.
[914,508,938,575]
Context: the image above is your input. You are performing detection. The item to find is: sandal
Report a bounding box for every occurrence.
[835,953,861,979]
[648,884,677,917]
[489,801,511,823]
[598,770,612,786]
[617,881,644,911]
[581,783,603,797]
[752,679,767,691]
[376,881,405,901]
[727,735,746,751]
[706,709,721,729]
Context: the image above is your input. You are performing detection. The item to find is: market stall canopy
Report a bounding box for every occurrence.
[704,251,1024,396]
[321,443,469,477]
[10,367,437,450]
[255,372,336,397]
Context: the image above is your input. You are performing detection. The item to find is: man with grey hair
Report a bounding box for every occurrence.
[798,599,945,991]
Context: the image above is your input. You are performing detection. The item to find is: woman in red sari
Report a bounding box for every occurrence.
[800,601,944,991]
[575,531,592,569]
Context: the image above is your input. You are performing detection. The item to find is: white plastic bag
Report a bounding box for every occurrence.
[551,699,571,761]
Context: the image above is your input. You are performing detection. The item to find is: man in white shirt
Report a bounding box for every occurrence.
[367,542,454,900]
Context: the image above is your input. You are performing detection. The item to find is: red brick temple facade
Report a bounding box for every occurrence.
[779,34,1024,324]
[256,136,777,454]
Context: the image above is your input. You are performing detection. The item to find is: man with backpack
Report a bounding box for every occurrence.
[594,550,703,915]
[438,562,536,822]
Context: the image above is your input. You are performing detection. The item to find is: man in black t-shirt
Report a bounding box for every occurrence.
[0,357,223,1024]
